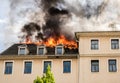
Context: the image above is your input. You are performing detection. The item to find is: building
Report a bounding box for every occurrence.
[1,31,120,83]
[0,44,79,83]
[75,31,120,83]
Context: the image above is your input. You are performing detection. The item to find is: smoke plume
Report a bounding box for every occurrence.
[20,0,71,42]
[1,0,120,52]
[18,0,120,43]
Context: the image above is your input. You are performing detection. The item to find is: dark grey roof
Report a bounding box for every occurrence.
[0,44,78,55]
[0,44,37,55]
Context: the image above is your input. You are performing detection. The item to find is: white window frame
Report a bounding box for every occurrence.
[23,60,33,74]
[37,45,46,55]
[4,60,14,75]
[108,59,117,72]
[110,38,119,50]
[91,60,99,72]
[90,39,99,50]
[55,45,64,55]
[18,45,28,55]
[42,60,53,73]
[62,59,72,74]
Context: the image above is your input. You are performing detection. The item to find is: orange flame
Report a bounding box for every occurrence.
[25,36,32,44]
[22,35,77,49]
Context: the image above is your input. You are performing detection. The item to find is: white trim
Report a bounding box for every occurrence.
[55,45,64,55]
[42,60,53,73]
[18,45,28,55]
[23,60,33,75]
[90,59,100,73]
[110,38,120,50]
[107,58,118,73]
[62,59,72,74]
[90,38,100,50]
[37,45,47,55]
[3,60,14,75]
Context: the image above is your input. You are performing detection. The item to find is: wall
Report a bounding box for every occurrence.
[78,34,120,83]
[79,36,120,55]
[0,58,78,83]
[79,56,120,83]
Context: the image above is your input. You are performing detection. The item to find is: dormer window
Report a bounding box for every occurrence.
[38,48,44,55]
[37,45,46,55]
[18,45,28,55]
[56,44,64,55]
[19,48,26,55]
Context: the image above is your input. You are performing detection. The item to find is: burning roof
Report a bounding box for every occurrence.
[2,0,118,54]
[18,0,78,49]
[0,44,78,55]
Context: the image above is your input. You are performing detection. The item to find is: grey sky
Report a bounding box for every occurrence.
[0,0,10,53]
[1,0,120,53]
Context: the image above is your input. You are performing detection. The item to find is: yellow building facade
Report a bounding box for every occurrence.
[76,31,120,83]
[1,31,120,83]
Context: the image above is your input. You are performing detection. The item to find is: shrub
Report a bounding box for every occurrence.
[34,65,55,83]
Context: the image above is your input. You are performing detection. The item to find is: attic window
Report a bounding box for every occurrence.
[18,45,28,55]
[37,45,46,55]
[56,45,64,55]
[19,48,26,55]
[38,48,44,55]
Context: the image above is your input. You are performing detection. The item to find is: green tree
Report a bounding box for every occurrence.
[34,65,55,83]
[34,76,43,83]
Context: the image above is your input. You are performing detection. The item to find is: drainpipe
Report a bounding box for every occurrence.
[76,39,80,83]
[78,55,80,83]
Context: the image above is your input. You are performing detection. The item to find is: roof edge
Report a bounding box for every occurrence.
[75,31,120,39]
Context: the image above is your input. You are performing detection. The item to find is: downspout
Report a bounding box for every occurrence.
[76,39,80,83]
[75,32,80,83]
[78,54,80,83]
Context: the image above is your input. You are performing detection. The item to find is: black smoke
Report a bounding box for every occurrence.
[48,7,69,15]
[21,0,71,42]
[21,0,106,42]
[22,22,40,36]
[43,18,61,40]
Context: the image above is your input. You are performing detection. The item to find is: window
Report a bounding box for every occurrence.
[37,45,46,55]
[4,62,13,74]
[91,60,99,72]
[91,40,99,50]
[109,60,117,72]
[57,47,62,54]
[24,61,32,74]
[63,61,71,73]
[56,44,64,55]
[18,45,28,55]
[38,48,44,55]
[43,61,51,73]
[111,39,119,49]
[19,48,26,55]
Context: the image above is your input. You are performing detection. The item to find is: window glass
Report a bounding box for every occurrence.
[43,61,51,73]
[63,61,71,73]
[56,47,62,54]
[91,60,99,72]
[38,48,44,55]
[19,48,26,55]
[111,39,119,49]
[24,61,32,74]
[109,60,117,72]
[5,62,13,74]
[91,40,99,50]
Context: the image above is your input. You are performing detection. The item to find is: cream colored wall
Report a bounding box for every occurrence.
[79,56,120,83]
[79,36,120,55]
[79,35,120,83]
[0,58,78,83]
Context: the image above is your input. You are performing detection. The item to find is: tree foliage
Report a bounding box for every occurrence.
[34,76,43,83]
[34,65,55,83]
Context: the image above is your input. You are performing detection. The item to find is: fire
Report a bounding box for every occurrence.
[22,35,78,49]
[25,36,32,44]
